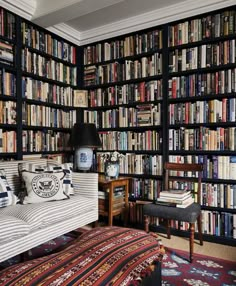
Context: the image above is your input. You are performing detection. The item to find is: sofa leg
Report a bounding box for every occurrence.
[93,220,99,228]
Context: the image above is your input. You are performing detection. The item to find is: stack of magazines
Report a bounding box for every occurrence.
[156,189,194,208]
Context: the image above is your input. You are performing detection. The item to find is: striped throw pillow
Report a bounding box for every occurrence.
[45,163,74,195]
[0,170,18,208]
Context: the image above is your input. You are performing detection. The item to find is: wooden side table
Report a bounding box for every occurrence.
[98,175,130,226]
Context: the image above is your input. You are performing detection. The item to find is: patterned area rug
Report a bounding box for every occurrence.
[162,247,236,286]
[1,232,235,286]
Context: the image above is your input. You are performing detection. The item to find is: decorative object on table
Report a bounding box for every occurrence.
[72,123,102,171]
[73,90,88,107]
[101,151,125,179]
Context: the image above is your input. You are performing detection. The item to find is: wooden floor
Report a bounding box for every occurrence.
[157,233,236,262]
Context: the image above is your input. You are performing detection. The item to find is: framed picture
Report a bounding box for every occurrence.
[74,90,88,107]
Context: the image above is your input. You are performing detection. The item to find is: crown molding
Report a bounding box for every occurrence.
[79,0,235,45]
[0,0,36,20]
[47,23,81,46]
[0,0,235,46]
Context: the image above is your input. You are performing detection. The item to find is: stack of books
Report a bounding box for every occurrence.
[156,189,194,208]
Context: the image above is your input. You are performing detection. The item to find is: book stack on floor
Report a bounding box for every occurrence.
[156,189,194,208]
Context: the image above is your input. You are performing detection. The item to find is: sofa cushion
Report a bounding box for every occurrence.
[0,215,30,244]
[18,162,48,201]
[0,194,95,230]
[0,170,18,207]
[45,163,74,195]
[21,170,69,204]
[19,162,74,197]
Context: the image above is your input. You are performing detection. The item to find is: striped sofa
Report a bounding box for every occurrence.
[0,159,98,263]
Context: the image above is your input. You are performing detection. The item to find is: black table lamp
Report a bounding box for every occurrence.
[72,123,102,171]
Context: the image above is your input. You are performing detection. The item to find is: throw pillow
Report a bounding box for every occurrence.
[0,169,18,207]
[22,170,69,204]
[45,163,74,195]
[18,162,48,202]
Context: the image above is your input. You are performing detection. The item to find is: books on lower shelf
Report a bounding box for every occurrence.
[156,190,194,208]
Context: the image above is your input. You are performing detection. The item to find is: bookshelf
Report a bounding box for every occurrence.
[81,6,236,245]
[82,29,164,203]
[0,6,80,161]
[0,7,17,158]
[167,7,236,244]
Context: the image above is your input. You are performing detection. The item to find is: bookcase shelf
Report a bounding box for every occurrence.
[0,6,79,161]
[82,5,236,244]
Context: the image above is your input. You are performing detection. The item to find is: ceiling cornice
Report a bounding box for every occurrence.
[0,0,235,46]
[47,23,81,46]
[0,0,36,20]
[79,0,236,45]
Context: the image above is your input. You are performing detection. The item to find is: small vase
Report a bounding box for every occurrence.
[105,162,119,179]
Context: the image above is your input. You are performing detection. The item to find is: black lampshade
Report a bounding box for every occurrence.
[72,123,102,148]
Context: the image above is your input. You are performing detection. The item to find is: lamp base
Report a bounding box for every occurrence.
[76,147,93,171]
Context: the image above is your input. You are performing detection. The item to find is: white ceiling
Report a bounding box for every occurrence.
[1,0,235,45]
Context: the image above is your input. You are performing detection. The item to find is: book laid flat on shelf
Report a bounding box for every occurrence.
[160,190,191,198]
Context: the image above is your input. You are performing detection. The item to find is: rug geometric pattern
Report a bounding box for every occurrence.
[162,247,236,286]
[1,233,235,286]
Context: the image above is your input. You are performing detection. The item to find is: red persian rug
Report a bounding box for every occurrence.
[1,232,235,286]
[162,247,236,286]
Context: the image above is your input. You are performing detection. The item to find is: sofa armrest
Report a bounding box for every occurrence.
[72,172,98,199]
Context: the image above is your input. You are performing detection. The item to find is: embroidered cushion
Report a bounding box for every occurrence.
[18,162,74,200]
[0,169,18,207]
[18,162,48,202]
[22,170,69,204]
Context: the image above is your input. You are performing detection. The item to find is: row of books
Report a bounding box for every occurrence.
[0,101,16,124]
[169,155,236,180]
[0,129,16,152]
[22,130,71,153]
[130,178,160,201]
[22,77,76,107]
[0,69,15,96]
[21,22,76,64]
[169,40,236,73]
[98,185,125,200]
[128,201,153,225]
[202,210,236,238]
[169,127,236,151]
[0,8,15,39]
[201,183,236,209]
[83,29,162,64]
[83,54,162,86]
[168,69,236,98]
[22,103,77,128]
[96,153,163,176]
[153,211,236,239]
[22,48,77,86]
[0,40,14,65]
[84,104,161,128]
[156,189,195,208]
[88,80,163,107]
[99,130,162,151]
[169,98,236,124]
[168,10,236,47]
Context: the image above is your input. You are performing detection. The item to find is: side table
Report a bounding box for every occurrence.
[98,175,130,226]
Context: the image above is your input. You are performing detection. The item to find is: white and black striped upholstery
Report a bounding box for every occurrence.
[0,159,98,263]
